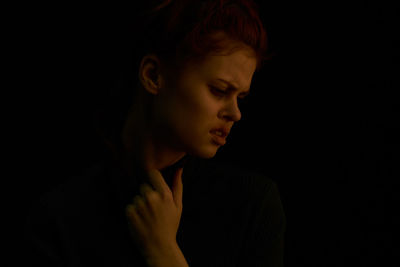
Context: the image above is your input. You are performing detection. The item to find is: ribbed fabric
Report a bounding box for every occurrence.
[24,154,286,267]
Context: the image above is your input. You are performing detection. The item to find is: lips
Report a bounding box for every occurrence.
[210,132,226,146]
[210,127,230,146]
[210,127,229,138]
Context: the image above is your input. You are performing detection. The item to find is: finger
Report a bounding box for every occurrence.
[139,183,156,199]
[126,204,142,223]
[132,195,146,212]
[125,204,135,218]
[171,168,184,209]
[146,169,171,196]
[125,205,144,239]
[132,195,153,221]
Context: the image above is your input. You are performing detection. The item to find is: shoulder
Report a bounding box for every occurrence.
[211,161,287,239]
[184,157,281,206]
[187,157,286,231]
[190,157,278,193]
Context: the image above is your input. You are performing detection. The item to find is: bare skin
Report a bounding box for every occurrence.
[123,32,257,266]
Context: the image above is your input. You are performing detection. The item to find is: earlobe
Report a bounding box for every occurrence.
[138,54,164,95]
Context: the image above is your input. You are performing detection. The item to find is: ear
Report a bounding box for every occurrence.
[138,54,165,95]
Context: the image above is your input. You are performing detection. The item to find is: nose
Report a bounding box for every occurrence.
[220,98,242,122]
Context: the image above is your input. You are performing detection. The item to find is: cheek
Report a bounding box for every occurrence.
[170,92,218,139]
[182,94,218,127]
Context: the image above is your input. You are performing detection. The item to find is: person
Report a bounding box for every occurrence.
[24,0,286,266]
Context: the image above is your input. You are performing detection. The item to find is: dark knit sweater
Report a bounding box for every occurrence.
[24,154,286,266]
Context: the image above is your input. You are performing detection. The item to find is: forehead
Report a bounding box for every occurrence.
[194,47,257,89]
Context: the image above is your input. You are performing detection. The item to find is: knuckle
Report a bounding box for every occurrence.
[160,192,172,201]
[133,195,143,206]
[146,191,159,202]
[140,183,153,195]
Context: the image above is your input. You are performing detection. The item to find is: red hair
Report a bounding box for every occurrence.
[93,0,271,160]
[132,0,270,71]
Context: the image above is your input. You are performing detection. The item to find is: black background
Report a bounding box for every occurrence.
[16,1,398,266]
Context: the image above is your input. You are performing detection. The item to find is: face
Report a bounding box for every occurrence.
[149,44,257,159]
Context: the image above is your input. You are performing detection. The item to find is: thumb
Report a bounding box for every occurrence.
[171,168,183,208]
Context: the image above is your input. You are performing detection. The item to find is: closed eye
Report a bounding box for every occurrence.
[210,85,249,104]
[210,86,227,97]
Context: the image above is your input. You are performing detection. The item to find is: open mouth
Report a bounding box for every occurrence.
[210,131,226,146]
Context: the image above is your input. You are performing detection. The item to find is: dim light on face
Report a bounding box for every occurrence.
[151,46,257,159]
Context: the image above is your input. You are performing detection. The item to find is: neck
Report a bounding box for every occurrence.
[120,137,186,177]
[120,102,186,175]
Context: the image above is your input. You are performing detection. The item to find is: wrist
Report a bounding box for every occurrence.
[144,242,189,267]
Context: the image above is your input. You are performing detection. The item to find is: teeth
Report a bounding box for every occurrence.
[215,131,223,136]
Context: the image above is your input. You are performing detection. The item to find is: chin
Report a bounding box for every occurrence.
[187,144,219,159]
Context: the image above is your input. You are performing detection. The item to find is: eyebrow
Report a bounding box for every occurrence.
[216,78,251,97]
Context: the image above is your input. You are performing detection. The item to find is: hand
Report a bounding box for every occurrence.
[125,167,184,259]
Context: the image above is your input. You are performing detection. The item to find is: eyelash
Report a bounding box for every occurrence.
[210,86,247,102]
[210,86,227,97]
